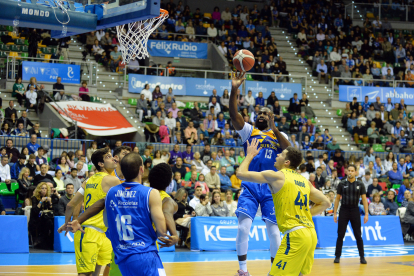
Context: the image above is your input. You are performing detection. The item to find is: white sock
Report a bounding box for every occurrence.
[239,260,247,272]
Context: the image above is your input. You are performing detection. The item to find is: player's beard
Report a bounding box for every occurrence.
[255,118,268,130]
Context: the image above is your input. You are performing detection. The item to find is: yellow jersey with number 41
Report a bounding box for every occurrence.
[272,168,314,234]
[82,172,109,232]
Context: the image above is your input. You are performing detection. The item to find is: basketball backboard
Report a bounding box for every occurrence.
[0,0,160,38]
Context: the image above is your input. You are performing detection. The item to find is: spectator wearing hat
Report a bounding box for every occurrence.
[11,154,27,180]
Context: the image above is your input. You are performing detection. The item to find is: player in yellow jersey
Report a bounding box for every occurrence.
[58,148,121,276]
[67,161,179,276]
[237,140,330,276]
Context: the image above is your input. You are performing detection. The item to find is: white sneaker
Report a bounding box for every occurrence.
[235,270,251,276]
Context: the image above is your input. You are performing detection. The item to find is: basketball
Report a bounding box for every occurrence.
[233,49,255,72]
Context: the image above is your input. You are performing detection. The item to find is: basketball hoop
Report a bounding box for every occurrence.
[116,9,168,63]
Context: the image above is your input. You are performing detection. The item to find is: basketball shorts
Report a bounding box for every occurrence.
[235,181,277,224]
[269,227,317,276]
[118,251,165,276]
[74,227,112,273]
[108,239,160,276]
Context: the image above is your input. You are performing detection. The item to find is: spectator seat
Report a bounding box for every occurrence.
[282,106,288,113]
[198,102,208,110]
[43,54,52,62]
[8,51,19,60]
[21,52,29,59]
[128,98,137,106]
[392,184,401,190]
[0,44,10,51]
[21,45,28,52]
[336,109,342,116]
[373,144,384,152]
[378,182,387,191]
[185,102,195,109]
[10,44,20,51]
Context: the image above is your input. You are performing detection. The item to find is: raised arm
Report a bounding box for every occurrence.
[309,182,331,216]
[268,113,290,150]
[149,189,167,238]
[237,139,281,184]
[229,72,246,130]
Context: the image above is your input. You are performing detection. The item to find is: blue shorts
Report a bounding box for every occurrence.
[235,181,277,224]
[118,251,165,276]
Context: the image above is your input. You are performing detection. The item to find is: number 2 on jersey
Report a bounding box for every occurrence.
[116,215,134,241]
[294,191,308,211]
[265,149,272,159]
[85,194,92,210]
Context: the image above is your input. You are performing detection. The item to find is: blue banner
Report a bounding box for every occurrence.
[191,217,271,251]
[245,81,302,99]
[313,216,404,248]
[54,216,75,252]
[0,216,29,253]
[129,74,186,95]
[23,61,81,84]
[129,74,300,98]
[339,85,414,105]
[186,77,232,96]
[148,40,208,59]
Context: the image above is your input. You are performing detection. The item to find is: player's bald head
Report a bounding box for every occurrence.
[120,152,143,181]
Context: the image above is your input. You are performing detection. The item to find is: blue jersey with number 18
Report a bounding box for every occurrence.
[242,124,283,172]
[105,182,158,265]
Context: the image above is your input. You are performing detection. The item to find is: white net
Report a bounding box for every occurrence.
[116,9,168,64]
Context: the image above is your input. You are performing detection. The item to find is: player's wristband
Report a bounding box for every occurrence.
[78,187,85,195]
[39,201,42,205]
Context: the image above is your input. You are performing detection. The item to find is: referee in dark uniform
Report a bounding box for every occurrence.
[333,165,368,264]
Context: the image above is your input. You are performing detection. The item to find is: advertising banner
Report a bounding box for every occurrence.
[313,216,404,248]
[245,81,302,99]
[185,77,232,96]
[129,75,299,98]
[22,61,81,84]
[339,85,414,104]
[0,216,29,253]
[191,217,270,251]
[148,40,208,59]
[129,74,186,95]
[50,101,136,136]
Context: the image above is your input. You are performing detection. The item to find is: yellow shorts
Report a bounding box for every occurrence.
[269,227,317,276]
[74,227,112,273]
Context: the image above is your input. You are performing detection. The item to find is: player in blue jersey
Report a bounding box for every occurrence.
[68,152,172,276]
[230,72,291,276]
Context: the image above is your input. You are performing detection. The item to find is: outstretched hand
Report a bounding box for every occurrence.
[231,71,246,90]
[267,112,275,127]
[246,139,261,158]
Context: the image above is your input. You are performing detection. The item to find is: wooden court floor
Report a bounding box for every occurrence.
[0,255,413,276]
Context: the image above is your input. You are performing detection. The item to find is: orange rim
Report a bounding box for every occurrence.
[158,9,169,18]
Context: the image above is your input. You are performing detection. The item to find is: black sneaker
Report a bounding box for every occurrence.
[360,258,367,264]
[334,257,340,263]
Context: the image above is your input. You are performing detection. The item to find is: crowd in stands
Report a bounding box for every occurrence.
[137,85,343,152]
[341,95,414,152]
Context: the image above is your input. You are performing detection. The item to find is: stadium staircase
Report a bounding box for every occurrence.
[0,35,143,137]
[270,27,356,152]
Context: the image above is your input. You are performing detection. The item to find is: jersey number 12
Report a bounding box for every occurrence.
[116,215,134,241]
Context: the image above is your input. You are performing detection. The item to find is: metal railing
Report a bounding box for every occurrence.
[6,56,98,86]
[0,135,94,160]
[345,2,414,22]
[127,141,414,157]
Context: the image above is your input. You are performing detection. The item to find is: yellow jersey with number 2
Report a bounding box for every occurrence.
[82,172,109,232]
[272,168,314,233]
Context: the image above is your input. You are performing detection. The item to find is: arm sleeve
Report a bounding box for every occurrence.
[337,182,343,195]
[236,122,253,144]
